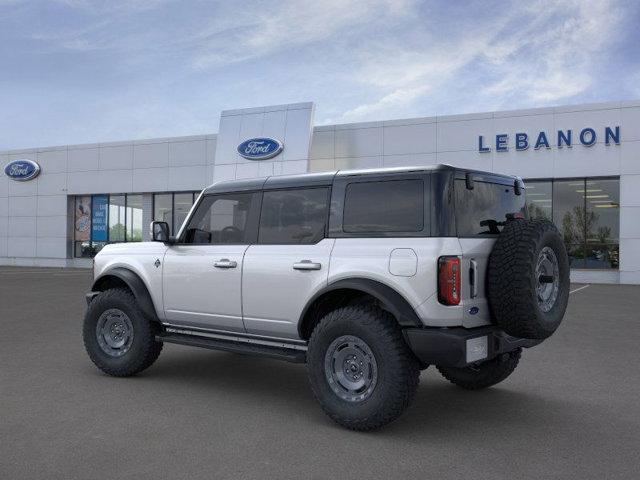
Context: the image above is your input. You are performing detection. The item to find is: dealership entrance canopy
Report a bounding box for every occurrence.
[1,100,639,284]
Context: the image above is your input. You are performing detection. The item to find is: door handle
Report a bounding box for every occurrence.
[293,260,322,271]
[214,259,237,269]
[469,259,478,298]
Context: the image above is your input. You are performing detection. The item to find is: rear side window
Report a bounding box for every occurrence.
[343,180,424,233]
[455,180,526,236]
[258,188,329,244]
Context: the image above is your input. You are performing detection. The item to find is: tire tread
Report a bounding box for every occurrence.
[83,287,163,377]
[307,304,419,431]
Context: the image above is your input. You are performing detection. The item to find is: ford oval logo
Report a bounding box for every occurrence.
[4,159,41,181]
[469,306,480,315]
[237,137,283,160]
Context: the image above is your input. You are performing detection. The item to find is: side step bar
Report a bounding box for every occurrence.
[156,332,307,363]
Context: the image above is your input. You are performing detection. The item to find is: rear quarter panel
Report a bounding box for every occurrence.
[329,237,467,327]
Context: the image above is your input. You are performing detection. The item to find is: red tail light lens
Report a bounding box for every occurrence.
[438,256,461,305]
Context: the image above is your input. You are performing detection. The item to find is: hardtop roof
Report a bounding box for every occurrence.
[202,164,519,195]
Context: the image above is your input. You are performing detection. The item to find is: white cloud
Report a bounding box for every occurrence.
[334,0,625,122]
[481,0,621,105]
[0,0,633,149]
[191,0,415,69]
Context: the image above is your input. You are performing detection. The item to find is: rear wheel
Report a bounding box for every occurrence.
[83,288,163,376]
[307,304,420,431]
[437,348,521,390]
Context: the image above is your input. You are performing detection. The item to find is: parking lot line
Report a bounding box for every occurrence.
[570,284,590,294]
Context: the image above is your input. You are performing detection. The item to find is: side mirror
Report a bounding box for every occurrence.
[151,221,170,242]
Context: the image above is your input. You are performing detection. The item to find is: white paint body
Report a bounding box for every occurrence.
[92,234,494,340]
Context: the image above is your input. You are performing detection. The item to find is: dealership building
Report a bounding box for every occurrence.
[1,100,639,284]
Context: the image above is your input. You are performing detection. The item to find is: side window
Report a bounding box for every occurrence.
[455,180,526,236]
[183,193,254,244]
[258,188,329,244]
[343,179,424,233]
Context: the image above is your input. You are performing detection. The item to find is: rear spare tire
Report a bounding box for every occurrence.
[488,219,569,339]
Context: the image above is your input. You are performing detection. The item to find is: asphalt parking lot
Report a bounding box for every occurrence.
[1,267,639,480]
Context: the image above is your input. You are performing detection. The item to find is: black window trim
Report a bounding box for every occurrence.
[256,185,332,246]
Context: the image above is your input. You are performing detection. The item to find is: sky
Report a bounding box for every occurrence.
[1,0,639,150]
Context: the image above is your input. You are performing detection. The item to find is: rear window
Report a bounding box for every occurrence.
[455,180,526,236]
[343,180,424,233]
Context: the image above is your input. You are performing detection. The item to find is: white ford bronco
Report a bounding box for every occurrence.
[83,165,569,430]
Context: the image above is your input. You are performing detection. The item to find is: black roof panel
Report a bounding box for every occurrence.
[202,164,519,194]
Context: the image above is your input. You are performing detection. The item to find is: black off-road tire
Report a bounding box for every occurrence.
[437,348,521,390]
[83,288,163,376]
[488,219,570,339]
[307,305,420,431]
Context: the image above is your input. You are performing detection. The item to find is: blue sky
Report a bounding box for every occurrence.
[1,0,639,150]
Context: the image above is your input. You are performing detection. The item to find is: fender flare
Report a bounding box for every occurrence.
[91,267,159,322]
[298,278,422,337]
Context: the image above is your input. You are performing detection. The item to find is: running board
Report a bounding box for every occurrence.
[156,332,307,363]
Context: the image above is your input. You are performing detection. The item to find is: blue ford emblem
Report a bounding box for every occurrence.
[469,306,480,315]
[4,159,41,181]
[237,137,283,160]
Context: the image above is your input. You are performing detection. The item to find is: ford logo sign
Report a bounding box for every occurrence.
[237,137,283,160]
[469,306,480,315]
[4,159,41,181]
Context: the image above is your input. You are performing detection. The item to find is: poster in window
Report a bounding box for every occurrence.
[75,196,91,241]
[91,195,108,242]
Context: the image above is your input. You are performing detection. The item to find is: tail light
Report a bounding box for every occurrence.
[438,256,461,305]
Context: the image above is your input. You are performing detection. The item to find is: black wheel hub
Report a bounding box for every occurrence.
[324,335,378,403]
[535,246,560,313]
[96,308,134,357]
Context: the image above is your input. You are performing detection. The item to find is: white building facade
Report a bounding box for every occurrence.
[1,100,639,284]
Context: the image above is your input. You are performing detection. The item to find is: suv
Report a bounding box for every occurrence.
[83,165,569,430]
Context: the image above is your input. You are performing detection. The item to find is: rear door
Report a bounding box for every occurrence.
[242,187,333,340]
[454,176,526,327]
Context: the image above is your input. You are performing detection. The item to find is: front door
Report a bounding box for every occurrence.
[162,192,259,332]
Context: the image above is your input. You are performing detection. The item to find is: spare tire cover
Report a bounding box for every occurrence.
[488,219,570,339]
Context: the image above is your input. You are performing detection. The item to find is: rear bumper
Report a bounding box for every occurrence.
[403,326,542,368]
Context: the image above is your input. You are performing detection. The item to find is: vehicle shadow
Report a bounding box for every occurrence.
[141,347,592,439]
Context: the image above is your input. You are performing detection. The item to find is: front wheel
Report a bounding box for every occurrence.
[83,288,163,376]
[436,348,522,390]
[307,305,420,431]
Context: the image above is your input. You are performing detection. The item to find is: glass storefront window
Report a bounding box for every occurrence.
[109,195,126,243]
[553,180,588,268]
[153,191,198,235]
[584,179,619,269]
[74,193,149,257]
[524,180,552,221]
[525,177,620,270]
[74,196,92,257]
[174,193,195,234]
[154,193,172,231]
[126,194,143,242]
